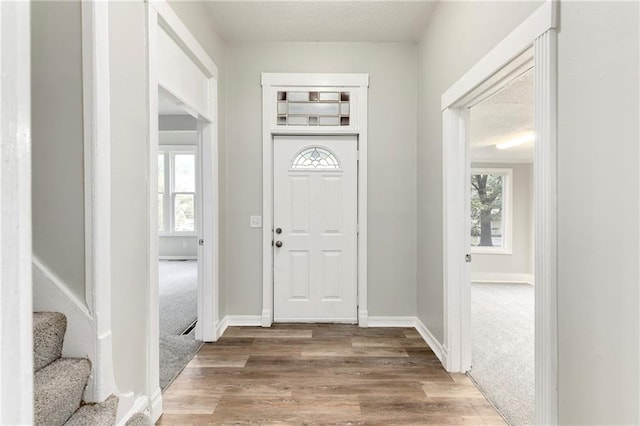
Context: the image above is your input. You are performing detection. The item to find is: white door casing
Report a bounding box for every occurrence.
[441,1,558,424]
[146,1,219,422]
[261,73,369,327]
[273,136,358,322]
[0,1,33,423]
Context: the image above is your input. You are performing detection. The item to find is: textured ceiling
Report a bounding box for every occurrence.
[470,69,534,163]
[203,1,438,42]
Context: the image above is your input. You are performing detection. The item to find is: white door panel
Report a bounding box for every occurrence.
[273,135,357,322]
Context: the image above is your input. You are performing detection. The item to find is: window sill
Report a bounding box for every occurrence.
[159,233,198,238]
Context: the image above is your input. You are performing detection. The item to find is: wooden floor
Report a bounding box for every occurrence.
[158,324,505,425]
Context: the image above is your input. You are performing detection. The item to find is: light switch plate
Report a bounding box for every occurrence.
[250,215,262,228]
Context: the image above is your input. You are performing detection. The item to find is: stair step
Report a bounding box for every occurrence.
[34,357,91,426]
[33,312,67,371]
[65,394,118,426]
[125,413,152,426]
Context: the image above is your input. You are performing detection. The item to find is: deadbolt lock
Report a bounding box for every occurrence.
[275,227,282,234]
[465,253,472,263]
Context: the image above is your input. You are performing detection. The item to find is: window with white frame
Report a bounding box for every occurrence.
[158,146,197,235]
[470,168,512,254]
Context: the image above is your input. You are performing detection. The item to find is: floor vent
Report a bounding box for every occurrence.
[181,320,197,336]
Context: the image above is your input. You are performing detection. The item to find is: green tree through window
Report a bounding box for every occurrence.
[471,173,504,247]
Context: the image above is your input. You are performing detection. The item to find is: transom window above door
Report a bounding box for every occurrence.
[158,146,197,235]
[276,90,350,127]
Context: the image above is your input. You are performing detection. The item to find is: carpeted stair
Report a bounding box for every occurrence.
[33,312,120,426]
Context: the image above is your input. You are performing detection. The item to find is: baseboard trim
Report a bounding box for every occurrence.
[216,315,262,339]
[414,317,445,364]
[214,317,228,340]
[115,393,148,426]
[358,309,369,327]
[149,388,163,424]
[472,272,534,285]
[367,316,417,327]
[226,315,263,326]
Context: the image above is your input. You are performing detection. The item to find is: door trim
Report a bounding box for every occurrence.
[440,1,558,424]
[0,1,33,423]
[260,73,369,327]
[146,1,219,422]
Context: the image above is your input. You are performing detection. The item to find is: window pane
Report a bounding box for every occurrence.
[174,193,195,232]
[470,174,504,247]
[174,154,195,192]
[158,154,165,193]
[158,193,164,232]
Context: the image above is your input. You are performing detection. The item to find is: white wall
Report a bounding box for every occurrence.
[108,0,228,397]
[167,1,228,318]
[471,162,533,283]
[31,0,86,303]
[556,2,639,423]
[225,42,418,317]
[418,1,640,422]
[416,0,543,343]
[109,1,149,395]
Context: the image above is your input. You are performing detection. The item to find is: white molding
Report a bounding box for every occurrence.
[32,258,94,359]
[261,73,369,88]
[260,73,369,328]
[533,27,558,426]
[442,106,471,373]
[145,8,162,421]
[196,82,220,343]
[81,0,116,403]
[148,0,218,80]
[226,315,263,326]
[115,393,147,426]
[146,3,220,421]
[440,0,558,424]
[0,2,33,423]
[215,315,263,340]
[367,316,417,328]
[441,0,557,110]
[33,257,92,319]
[149,388,163,424]
[358,309,369,328]
[472,272,534,285]
[415,318,445,365]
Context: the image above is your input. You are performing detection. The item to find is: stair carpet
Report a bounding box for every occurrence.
[33,312,152,426]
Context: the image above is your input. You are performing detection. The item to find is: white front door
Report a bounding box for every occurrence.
[273,135,358,322]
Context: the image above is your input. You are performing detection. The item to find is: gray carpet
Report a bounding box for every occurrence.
[159,260,202,390]
[469,282,534,426]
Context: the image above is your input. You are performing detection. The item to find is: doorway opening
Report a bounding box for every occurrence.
[467,69,535,424]
[146,3,220,419]
[157,90,203,390]
[260,74,369,327]
[440,2,557,423]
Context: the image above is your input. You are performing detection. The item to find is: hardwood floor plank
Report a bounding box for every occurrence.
[158,324,504,425]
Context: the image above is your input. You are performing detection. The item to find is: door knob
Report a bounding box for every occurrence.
[275,227,282,234]
[275,241,283,248]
